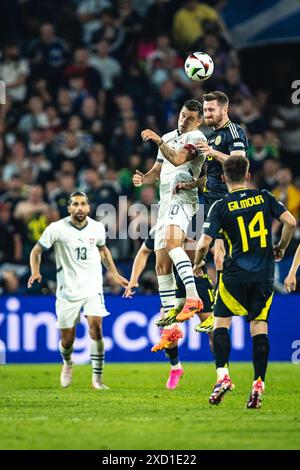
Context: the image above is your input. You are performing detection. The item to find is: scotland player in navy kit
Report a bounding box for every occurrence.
[193,156,296,409]
[198,91,249,214]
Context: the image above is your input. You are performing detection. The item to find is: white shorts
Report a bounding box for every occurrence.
[154,197,196,251]
[55,293,110,329]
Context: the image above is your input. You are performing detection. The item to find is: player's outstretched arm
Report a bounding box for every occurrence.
[132,162,161,187]
[28,243,43,288]
[273,211,296,261]
[99,245,129,288]
[141,129,195,166]
[123,243,152,298]
[196,141,245,163]
[173,175,206,194]
[284,243,300,292]
[193,234,213,277]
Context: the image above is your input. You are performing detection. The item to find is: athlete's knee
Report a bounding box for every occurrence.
[61,328,75,349]
[250,320,268,337]
[155,263,171,276]
[155,255,172,276]
[89,321,102,340]
[164,237,181,252]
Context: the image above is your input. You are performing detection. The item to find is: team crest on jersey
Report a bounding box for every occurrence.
[215,135,222,145]
[89,238,95,244]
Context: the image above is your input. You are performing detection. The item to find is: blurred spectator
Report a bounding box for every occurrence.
[271,102,300,176]
[28,22,70,89]
[76,0,112,44]
[91,8,126,59]
[0,203,23,263]
[172,0,223,52]
[259,159,281,192]
[90,39,122,91]
[14,184,56,261]
[115,63,149,108]
[148,78,186,132]
[143,0,178,38]
[129,185,158,251]
[113,94,138,124]
[87,143,108,176]
[272,168,300,220]
[0,40,30,103]
[57,87,73,125]
[117,0,142,48]
[27,128,46,156]
[220,66,252,104]
[248,134,278,176]
[18,96,48,134]
[64,47,103,98]
[195,31,237,83]
[2,141,27,182]
[55,130,88,171]
[238,98,266,136]
[50,172,76,218]
[0,270,26,295]
[0,173,25,210]
[44,104,62,133]
[118,153,142,197]
[80,96,103,135]
[80,168,120,215]
[110,118,142,169]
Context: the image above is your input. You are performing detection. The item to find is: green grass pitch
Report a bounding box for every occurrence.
[0,363,299,450]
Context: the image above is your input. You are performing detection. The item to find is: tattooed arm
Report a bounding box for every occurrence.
[141,129,200,166]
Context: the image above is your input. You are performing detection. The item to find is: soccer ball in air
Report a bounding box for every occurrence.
[184,52,214,81]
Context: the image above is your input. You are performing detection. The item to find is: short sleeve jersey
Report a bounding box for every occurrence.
[38,216,106,300]
[203,189,286,283]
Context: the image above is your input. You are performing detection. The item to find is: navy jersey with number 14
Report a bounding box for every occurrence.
[203,188,287,283]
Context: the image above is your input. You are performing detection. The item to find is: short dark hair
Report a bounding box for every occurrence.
[67,191,89,206]
[183,99,203,118]
[203,91,229,107]
[223,155,249,183]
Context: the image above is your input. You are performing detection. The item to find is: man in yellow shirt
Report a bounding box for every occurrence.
[272,168,300,220]
[173,0,223,51]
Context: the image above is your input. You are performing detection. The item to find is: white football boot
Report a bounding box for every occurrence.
[60,363,73,388]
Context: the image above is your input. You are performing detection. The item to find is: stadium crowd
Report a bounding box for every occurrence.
[0,0,300,295]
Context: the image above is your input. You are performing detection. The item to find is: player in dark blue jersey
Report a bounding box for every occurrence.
[198,91,249,212]
[193,155,296,408]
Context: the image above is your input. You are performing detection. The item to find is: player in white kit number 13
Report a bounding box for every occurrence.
[28,191,128,390]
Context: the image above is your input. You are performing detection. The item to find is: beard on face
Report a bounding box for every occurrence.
[74,212,87,222]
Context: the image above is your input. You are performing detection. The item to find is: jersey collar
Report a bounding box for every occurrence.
[69,218,89,231]
[213,119,231,131]
[229,187,247,193]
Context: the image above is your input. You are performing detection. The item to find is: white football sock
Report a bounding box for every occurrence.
[90,339,105,380]
[169,247,198,298]
[59,340,73,365]
[157,273,176,314]
[217,367,229,380]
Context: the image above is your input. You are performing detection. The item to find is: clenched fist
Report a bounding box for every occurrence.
[141,129,162,145]
[132,170,144,187]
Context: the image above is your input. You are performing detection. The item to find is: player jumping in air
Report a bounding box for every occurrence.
[133,100,207,351]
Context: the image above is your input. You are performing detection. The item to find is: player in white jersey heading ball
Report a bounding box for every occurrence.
[133,100,207,350]
[28,191,128,390]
